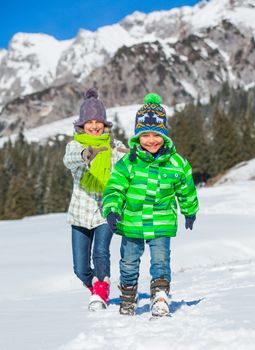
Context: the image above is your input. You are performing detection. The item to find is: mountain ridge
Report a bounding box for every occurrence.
[0,0,255,136]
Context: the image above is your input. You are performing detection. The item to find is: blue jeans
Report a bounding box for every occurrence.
[72,224,113,287]
[120,236,171,286]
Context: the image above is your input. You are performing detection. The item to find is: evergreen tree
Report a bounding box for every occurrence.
[211,108,242,175]
[170,104,210,183]
[42,136,72,213]
[0,164,8,218]
[240,111,255,161]
[33,144,48,215]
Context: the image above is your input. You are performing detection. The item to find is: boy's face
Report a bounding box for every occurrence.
[139,132,164,154]
[83,120,104,136]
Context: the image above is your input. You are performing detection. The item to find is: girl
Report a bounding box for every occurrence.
[63,88,126,311]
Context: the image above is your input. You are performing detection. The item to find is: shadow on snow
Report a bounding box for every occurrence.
[109,292,204,315]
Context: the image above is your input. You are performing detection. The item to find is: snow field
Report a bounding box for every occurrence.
[0,180,255,349]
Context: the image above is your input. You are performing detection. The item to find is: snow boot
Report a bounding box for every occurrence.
[88,277,110,311]
[150,278,170,317]
[119,284,138,316]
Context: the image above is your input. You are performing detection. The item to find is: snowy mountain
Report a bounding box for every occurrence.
[0,0,255,136]
[120,0,255,40]
[84,21,255,106]
[0,34,72,108]
[1,167,255,349]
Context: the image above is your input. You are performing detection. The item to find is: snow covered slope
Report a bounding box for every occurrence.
[198,158,255,215]
[215,158,255,184]
[0,168,255,349]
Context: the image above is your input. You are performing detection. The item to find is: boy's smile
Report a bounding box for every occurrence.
[139,132,164,154]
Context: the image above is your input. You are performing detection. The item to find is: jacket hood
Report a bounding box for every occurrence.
[128,132,176,162]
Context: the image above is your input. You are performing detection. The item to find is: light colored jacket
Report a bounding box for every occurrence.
[63,139,126,229]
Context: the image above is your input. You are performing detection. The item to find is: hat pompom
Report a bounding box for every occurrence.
[143,93,162,105]
[84,87,98,100]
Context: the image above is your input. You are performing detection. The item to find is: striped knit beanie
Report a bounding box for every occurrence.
[135,93,168,136]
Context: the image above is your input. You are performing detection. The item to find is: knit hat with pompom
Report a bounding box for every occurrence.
[134,93,168,137]
[74,88,112,132]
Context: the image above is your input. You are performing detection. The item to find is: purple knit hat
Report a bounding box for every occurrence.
[74,88,112,132]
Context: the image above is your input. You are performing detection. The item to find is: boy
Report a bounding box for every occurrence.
[102,93,199,317]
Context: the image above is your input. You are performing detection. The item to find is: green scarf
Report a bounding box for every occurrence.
[74,133,112,193]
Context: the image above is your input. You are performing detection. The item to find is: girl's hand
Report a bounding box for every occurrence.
[82,146,107,163]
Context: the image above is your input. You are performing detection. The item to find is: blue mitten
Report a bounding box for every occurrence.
[107,212,121,233]
[185,215,196,230]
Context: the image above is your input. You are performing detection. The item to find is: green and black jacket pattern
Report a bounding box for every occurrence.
[103,134,199,239]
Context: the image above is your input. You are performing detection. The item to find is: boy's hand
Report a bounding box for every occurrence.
[107,212,121,233]
[185,215,196,230]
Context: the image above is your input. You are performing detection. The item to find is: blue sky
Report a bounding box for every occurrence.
[1,0,200,49]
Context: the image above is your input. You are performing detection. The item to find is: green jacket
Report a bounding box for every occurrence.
[103,135,199,239]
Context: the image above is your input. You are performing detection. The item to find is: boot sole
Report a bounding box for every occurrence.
[88,294,107,311]
[88,301,107,311]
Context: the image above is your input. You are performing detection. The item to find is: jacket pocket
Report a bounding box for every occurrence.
[159,170,180,197]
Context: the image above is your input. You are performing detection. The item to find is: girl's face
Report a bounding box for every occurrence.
[83,120,105,136]
[139,132,164,154]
